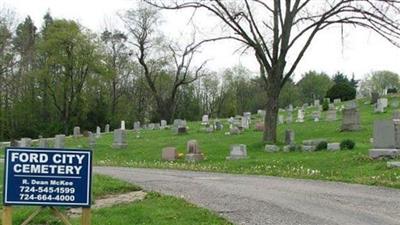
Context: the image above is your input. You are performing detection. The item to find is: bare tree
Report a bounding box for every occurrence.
[122,4,207,122]
[145,0,400,142]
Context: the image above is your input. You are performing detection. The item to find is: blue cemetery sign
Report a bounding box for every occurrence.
[3,147,92,207]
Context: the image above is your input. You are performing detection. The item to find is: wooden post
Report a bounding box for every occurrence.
[81,207,91,225]
[2,206,12,225]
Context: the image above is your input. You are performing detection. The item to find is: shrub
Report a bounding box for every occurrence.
[315,141,328,151]
[387,88,398,94]
[340,139,355,150]
[326,83,356,102]
[322,99,329,111]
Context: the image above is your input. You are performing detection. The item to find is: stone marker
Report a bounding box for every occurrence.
[230,127,241,135]
[327,143,340,151]
[387,161,400,168]
[326,109,337,121]
[312,111,320,122]
[257,110,266,118]
[243,112,251,124]
[162,147,177,161]
[185,140,203,162]
[19,138,32,147]
[302,145,316,152]
[38,138,49,148]
[226,144,247,160]
[105,124,110,133]
[286,111,293,123]
[160,120,167,128]
[341,104,361,131]
[215,120,223,130]
[201,115,209,125]
[73,126,81,138]
[112,129,127,149]
[134,121,141,131]
[241,116,249,129]
[369,120,400,159]
[121,120,125,130]
[88,132,96,148]
[302,139,327,146]
[54,135,65,148]
[255,122,264,132]
[285,130,295,145]
[265,145,280,153]
[296,109,305,123]
[314,99,320,107]
[333,98,341,104]
[96,126,101,138]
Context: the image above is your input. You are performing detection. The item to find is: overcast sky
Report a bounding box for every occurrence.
[3,0,400,81]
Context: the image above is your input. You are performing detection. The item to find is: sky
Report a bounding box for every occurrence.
[3,0,400,81]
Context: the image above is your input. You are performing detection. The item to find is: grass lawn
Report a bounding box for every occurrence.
[0,166,230,225]
[57,95,400,189]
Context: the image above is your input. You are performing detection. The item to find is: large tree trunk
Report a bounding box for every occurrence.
[263,72,281,143]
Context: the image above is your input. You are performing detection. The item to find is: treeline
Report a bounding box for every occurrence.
[1,7,399,141]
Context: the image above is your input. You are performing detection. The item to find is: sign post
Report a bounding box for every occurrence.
[2,147,93,225]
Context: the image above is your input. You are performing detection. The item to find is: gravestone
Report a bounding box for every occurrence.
[257,110,266,118]
[243,112,251,124]
[285,130,295,145]
[134,121,141,131]
[105,124,110,133]
[369,120,400,159]
[185,140,203,162]
[341,104,361,131]
[265,145,280,153]
[230,127,241,135]
[54,135,65,148]
[226,144,247,160]
[312,111,320,122]
[112,129,127,149]
[161,120,167,128]
[154,123,160,130]
[162,147,177,161]
[88,132,96,148]
[255,122,264,132]
[296,109,304,123]
[38,138,49,148]
[241,116,249,129]
[73,126,81,138]
[326,109,337,121]
[96,126,101,138]
[215,120,223,130]
[19,138,32,147]
[314,99,320,107]
[333,98,341,104]
[148,123,155,130]
[121,120,125,130]
[201,115,209,125]
[379,98,388,108]
[327,143,340,151]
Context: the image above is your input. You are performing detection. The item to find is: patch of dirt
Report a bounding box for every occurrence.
[67,191,147,217]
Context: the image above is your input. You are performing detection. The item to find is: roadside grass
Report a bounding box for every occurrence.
[61,96,400,189]
[0,166,230,225]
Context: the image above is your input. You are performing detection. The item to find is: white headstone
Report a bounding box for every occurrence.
[121,120,125,130]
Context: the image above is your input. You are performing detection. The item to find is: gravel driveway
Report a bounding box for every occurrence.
[95,167,400,225]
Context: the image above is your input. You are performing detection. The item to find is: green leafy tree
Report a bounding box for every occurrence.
[37,19,104,134]
[297,71,334,104]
